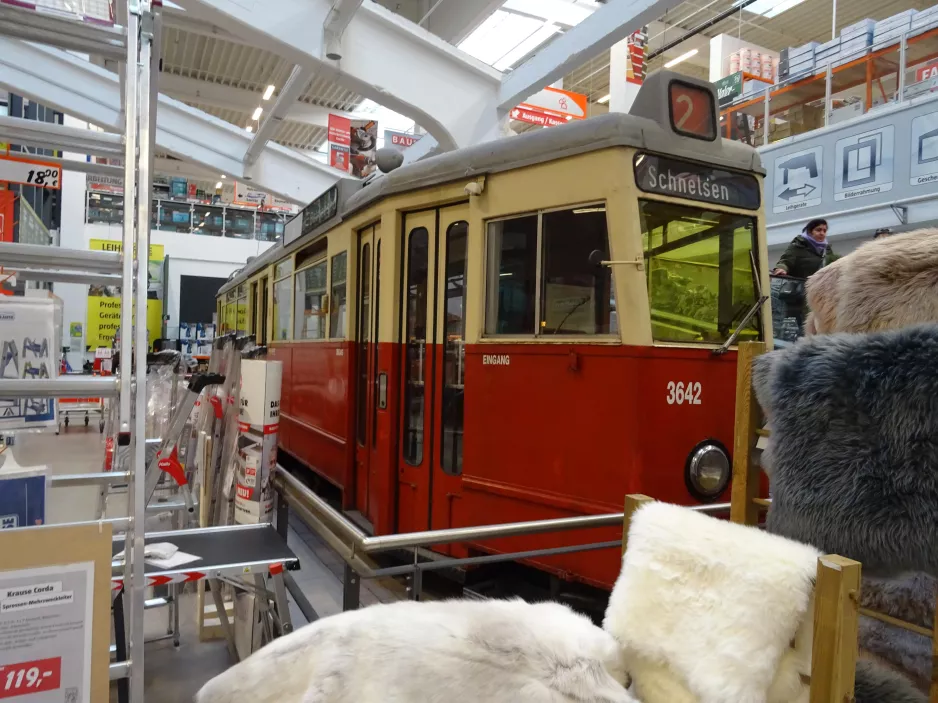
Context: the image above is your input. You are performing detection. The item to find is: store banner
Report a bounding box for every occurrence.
[86,173,123,194]
[85,239,164,349]
[328,114,352,173]
[232,182,295,212]
[384,129,421,149]
[626,28,647,85]
[350,119,378,178]
[509,107,570,127]
[518,86,588,120]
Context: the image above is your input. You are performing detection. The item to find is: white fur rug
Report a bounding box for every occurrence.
[603,502,821,703]
[196,598,636,703]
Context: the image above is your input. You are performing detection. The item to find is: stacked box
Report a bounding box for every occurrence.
[788,41,818,77]
[873,10,916,50]
[815,37,841,67]
[234,359,282,525]
[842,18,876,36]
[912,5,938,36]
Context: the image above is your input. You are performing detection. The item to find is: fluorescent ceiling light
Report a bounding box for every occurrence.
[736,0,807,19]
[263,85,275,101]
[252,107,263,121]
[664,48,699,68]
[245,124,253,133]
[215,181,222,189]
[221,174,226,179]
[597,93,611,104]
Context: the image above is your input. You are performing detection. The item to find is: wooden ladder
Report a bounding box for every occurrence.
[728,340,938,703]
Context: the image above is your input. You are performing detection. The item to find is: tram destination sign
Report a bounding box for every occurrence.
[634,153,760,210]
[283,180,365,247]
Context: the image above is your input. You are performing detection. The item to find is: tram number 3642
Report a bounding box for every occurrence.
[666,381,702,405]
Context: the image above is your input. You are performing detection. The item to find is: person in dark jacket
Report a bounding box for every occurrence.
[772,218,837,279]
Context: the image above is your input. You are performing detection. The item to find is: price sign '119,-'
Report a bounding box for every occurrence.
[0,657,62,698]
[0,156,62,190]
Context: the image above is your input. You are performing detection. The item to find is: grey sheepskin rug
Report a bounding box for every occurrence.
[859,572,936,692]
[854,660,927,703]
[753,324,938,577]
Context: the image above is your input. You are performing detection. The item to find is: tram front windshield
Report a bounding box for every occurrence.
[638,199,760,345]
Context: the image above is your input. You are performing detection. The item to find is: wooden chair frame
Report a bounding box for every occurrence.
[728,341,938,703]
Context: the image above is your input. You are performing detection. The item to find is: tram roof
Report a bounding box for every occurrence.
[220,74,764,296]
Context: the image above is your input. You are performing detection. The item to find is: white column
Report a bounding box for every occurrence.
[609,36,642,114]
[60,114,91,370]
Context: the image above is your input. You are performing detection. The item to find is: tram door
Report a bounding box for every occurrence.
[354,224,380,516]
[398,204,469,533]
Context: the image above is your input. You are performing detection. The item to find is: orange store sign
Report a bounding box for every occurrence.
[518,86,588,120]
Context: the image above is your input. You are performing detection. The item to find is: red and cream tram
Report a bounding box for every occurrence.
[217,71,771,588]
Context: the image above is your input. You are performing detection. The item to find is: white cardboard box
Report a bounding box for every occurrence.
[234,359,282,525]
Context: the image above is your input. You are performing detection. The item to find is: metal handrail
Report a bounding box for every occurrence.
[274,466,730,555]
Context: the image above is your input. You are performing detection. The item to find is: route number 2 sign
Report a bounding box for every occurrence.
[669,82,716,141]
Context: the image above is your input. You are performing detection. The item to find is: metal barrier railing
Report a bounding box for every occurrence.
[272,466,731,616]
[769,274,808,346]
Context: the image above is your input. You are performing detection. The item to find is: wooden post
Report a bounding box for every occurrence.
[622,494,654,555]
[730,340,765,525]
[810,555,861,703]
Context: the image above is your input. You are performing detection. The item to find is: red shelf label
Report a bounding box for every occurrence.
[0,657,61,698]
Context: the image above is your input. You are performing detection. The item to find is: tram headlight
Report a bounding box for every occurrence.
[684,440,731,501]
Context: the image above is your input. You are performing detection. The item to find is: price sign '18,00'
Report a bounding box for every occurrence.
[0,156,62,190]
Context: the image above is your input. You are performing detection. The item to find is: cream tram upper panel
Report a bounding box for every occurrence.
[219,71,763,297]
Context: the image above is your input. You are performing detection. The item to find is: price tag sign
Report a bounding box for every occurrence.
[0,156,62,190]
[0,562,93,703]
[0,658,61,699]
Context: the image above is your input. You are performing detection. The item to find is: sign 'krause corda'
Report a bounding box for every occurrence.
[634,153,761,210]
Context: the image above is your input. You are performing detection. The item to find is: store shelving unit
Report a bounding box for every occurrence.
[0,1,157,701]
[721,27,938,142]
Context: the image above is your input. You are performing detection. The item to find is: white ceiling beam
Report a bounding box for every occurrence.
[323,0,365,60]
[174,0,504,151]
[158,73,358,127]
[498,0,685,111]
[243,65,315,167]
[0,38,341,204]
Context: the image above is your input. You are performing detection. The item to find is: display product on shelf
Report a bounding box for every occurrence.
[0,293,62,431]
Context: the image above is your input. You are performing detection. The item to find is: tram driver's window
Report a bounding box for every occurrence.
[638,200,760,345]
[540,208,613,335]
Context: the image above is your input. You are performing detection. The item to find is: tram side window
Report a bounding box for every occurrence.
[331,252,347,339]
[294,260,328,340]
[272,277,292,341]
[638,200,760,345]
[484,208,614,336]
[484,215,537,335]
